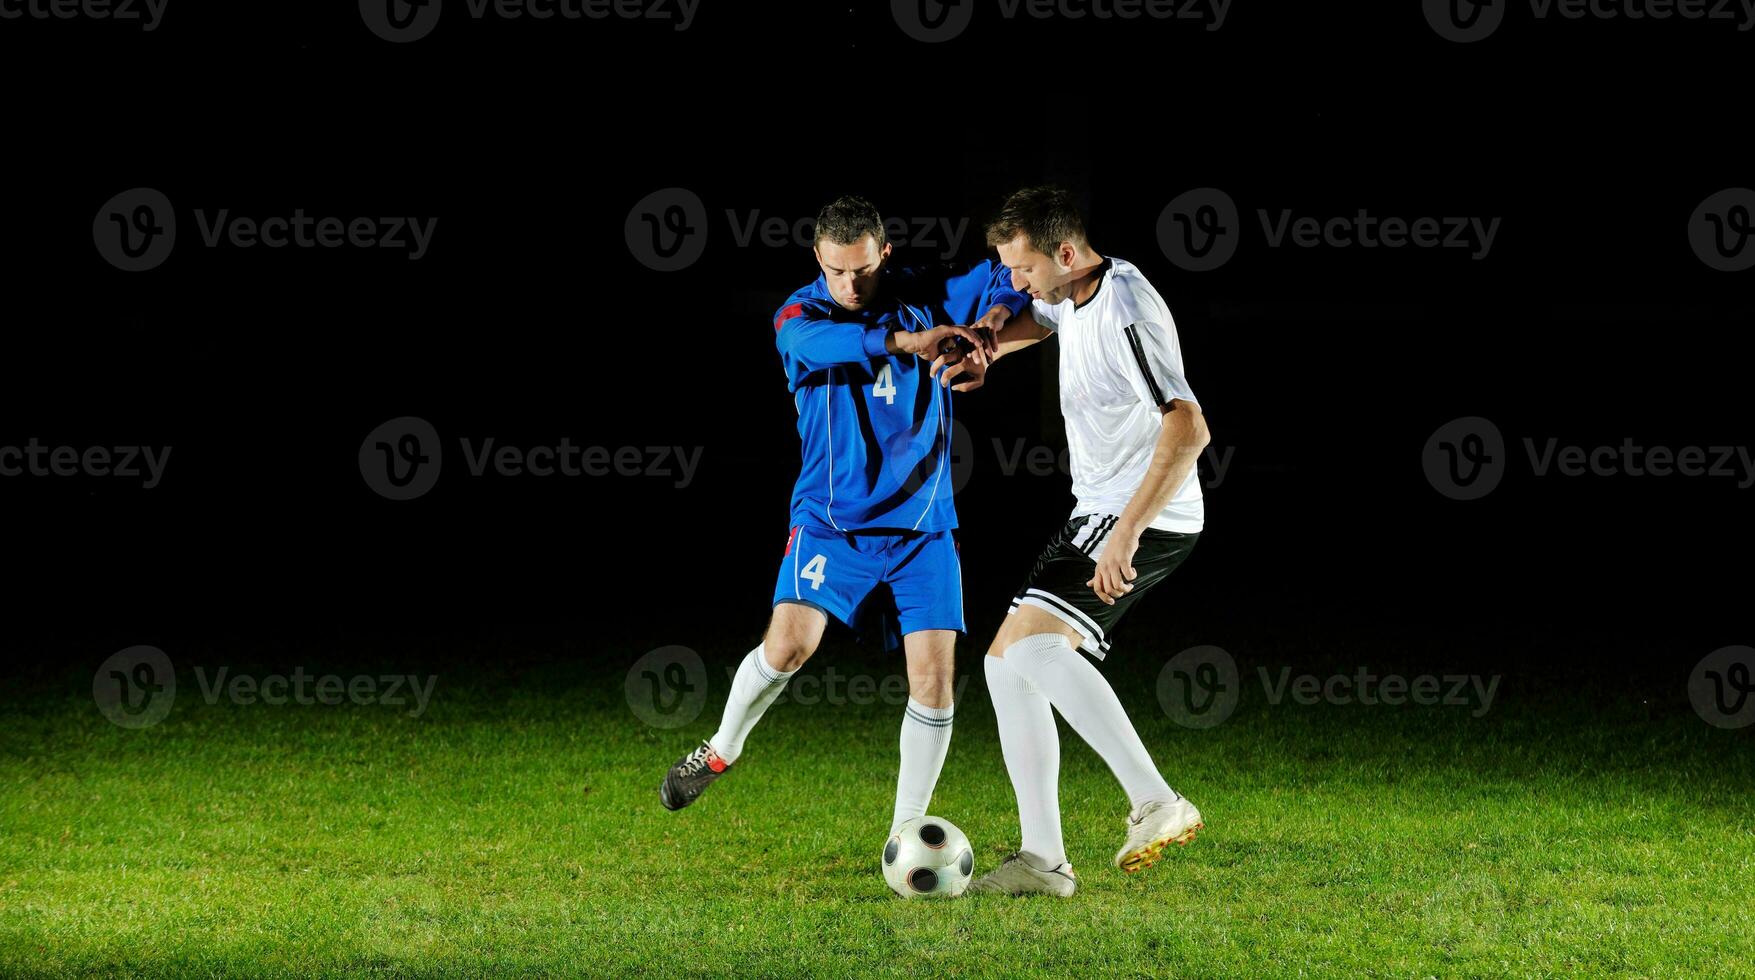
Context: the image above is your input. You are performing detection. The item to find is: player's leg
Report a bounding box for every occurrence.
[709,601,826,764]
[661,525,870,812]
[970,603,1084,897]
[891,627,955,834]
[994,603,1180,818]
[883,531,963,834]
[658,602,825,811]
[984,604,1084,869]
[1000,522,1203,871]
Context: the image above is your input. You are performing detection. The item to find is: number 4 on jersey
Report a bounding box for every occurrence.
[871,364,896,405]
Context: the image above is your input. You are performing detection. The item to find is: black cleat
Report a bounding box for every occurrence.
[660,741,731,811]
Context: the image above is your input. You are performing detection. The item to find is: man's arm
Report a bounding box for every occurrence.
[940,259,1029,333]
[774,303,895,374]
[775,302,985,376]
[1087,399,1210,605]
[930,305,1052,390]
[989,306,1053,360]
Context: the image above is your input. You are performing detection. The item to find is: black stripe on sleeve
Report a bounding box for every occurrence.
[1123,323,1167,407]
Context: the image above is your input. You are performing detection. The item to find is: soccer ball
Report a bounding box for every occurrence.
[882,815,974,898]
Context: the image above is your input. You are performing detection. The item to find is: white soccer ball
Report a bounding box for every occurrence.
[882,815,974,898]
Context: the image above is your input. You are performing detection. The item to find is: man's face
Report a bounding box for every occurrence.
[815,235,891,312]
[997,235,1076,305]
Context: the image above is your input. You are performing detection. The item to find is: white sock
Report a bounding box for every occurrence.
[890,698,954,834]
[1003,633,1177,811]
[707,645,796,765]
[984,652,1066,868]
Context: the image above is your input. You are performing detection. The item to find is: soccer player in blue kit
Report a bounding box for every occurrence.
[660,196,1025,836]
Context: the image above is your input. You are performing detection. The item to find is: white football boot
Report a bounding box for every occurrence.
[1115,796,1203,873]
[968,852,1077,897]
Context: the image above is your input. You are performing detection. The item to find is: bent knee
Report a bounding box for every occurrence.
[763,607,823,672]
[763,637,815,672]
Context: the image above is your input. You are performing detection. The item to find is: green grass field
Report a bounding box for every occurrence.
[3,640,1752,977]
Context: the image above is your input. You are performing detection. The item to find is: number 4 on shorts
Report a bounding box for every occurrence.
[801,554,827,590]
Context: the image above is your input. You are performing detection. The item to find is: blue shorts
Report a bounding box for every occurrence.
[772,525,965,646]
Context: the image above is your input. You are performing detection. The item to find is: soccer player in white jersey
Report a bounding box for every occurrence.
[961,187,1211,898]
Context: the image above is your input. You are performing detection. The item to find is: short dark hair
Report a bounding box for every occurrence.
[985,186,1087,256]
[814,195,886,249]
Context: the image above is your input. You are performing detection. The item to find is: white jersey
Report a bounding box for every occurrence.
[1032,257,1204,533]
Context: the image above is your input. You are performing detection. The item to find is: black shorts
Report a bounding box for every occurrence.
[1007,514,1199,660]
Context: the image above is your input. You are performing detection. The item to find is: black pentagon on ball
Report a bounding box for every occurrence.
[909,867,939,892]
[958,849,973,876]
[884,837,899,865]
[918,823,947,848]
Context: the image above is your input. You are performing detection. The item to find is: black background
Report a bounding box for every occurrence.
[2,1,1749,694]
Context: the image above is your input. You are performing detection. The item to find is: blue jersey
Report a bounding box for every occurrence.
[774,260,1027,534]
